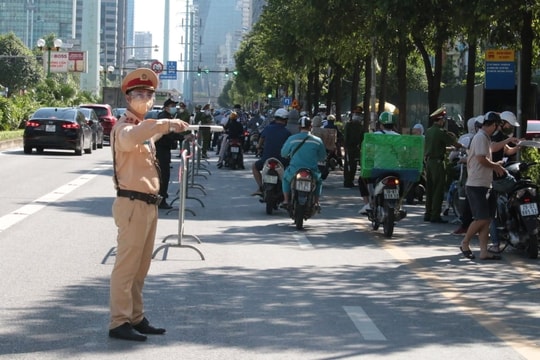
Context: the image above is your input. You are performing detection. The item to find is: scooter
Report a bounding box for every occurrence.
[288,168,318,230]
[367,174,407,238]
[224,137,244,170]
[259,157,284,214]
[493,161,539,259]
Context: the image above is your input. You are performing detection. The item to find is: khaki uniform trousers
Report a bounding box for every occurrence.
[109,197,158,329]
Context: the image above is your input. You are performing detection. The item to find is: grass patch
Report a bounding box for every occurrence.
[0,130,24,141]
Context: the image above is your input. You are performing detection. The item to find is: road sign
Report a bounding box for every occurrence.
[151,60,164,74]
[485,49,515,90]
[283,97,292,106]
[159,73,177,80]
[164,61,177,80]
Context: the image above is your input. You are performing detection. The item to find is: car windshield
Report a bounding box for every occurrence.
[31,108,76,121]
[91,107,109,117]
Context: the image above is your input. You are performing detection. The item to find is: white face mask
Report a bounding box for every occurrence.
[130,98,153,114]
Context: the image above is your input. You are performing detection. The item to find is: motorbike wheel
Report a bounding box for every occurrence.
[527,233,539,259]
[295,204,305,230]
[370,206,381,230]
[266,201,274,215]
[451,189,461,219]
[383,204,395,238]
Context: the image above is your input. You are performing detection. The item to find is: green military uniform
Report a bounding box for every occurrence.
[194,107,213,157]
[343,120,364,187]
[424,122,458,221]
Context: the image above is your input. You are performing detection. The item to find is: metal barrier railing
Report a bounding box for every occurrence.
[152,149,205,260]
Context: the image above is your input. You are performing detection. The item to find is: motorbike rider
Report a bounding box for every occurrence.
[217,111,245,169]
[251,108,291,195]
[359,111,400,214]
[280,116,327,209]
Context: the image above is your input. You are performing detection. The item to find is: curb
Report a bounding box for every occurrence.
[0,138,23,151]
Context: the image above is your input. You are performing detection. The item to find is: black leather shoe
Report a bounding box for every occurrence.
[133,317,166,335]
[109,323,147,341]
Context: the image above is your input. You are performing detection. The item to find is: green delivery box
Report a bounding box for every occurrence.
[360,133,424,181]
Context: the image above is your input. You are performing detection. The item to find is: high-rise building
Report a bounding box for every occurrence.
[133,31,153,60]
[0,0,75,49]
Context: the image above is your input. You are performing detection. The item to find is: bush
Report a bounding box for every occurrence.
[521,146,540,186]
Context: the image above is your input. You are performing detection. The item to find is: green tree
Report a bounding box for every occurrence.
[0,33,43,96]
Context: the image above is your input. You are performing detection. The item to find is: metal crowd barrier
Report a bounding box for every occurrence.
[152,149,205,260]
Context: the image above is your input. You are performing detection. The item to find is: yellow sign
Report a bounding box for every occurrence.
[486,49,515,62]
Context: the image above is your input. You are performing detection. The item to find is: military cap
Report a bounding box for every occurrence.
[121,68,159,94]
[163,98,178,108]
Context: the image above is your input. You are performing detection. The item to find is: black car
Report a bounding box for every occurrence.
[23,107,93,155]
[78,107,104,150]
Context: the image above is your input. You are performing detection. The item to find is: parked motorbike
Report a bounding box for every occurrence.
[224,137,244,170]
[367,173,407,238]
[442,149,467,220]
[288,168,318,229]
[492,161,539,259]
[259,157,285,214]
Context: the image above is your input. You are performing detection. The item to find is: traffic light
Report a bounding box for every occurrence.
[197,66,201,76]
[232,70,238,76]
[204,68,209,74]
[225,68,229,77]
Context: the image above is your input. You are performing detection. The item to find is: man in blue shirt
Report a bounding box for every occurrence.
[251,108,291,195]
[280,116,327,207]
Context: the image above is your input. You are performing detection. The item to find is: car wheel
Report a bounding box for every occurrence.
[97,136,104,149]
[23,146,32,154]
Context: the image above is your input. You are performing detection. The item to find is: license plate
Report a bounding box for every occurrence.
[520,203,538,216]
[263,174,278,184]
[295,180,312,192]
[384,188,399,199]
[318,161,326,166]
[45,124,56,132]
[230,146,239,153]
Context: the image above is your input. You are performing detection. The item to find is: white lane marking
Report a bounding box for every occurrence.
[0,167,109,233]
[292,232,313,249]
[343,306,387,341]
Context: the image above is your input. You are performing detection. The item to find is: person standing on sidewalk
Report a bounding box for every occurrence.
[424,107,463,223]
[109,68,190,341]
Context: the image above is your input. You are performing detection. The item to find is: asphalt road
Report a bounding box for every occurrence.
[0,143,538,360]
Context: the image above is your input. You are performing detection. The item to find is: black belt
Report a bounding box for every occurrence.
[117,189,162,205]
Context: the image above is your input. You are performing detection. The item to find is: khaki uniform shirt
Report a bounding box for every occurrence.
[111,110,171,195]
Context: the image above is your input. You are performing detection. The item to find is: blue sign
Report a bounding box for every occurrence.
[485,62,515,90]
[159,73,177,80]
[164,61,177,80]
[282,97,292,106]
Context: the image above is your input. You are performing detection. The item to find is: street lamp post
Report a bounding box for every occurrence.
[100,65,115,103]
[37,38,62,77]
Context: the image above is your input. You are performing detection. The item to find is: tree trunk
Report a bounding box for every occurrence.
[520,9,534,133]
[350,56,362,111]
[464,32,477,121]
[377,52,388,118]
[363,53,372,133]
[397,32,408,131]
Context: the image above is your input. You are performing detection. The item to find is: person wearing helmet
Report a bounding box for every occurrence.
[216,111,245,169]
[376,111,400,134]
[424,108,463,223]
[279,116,327,209]
[358,112,401,214]
[251,108,291,195]
[488,111,522,252]
[460,111,507,260]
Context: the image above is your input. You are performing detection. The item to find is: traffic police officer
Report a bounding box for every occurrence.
[424,107,463,223]
[109,68,190,341]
